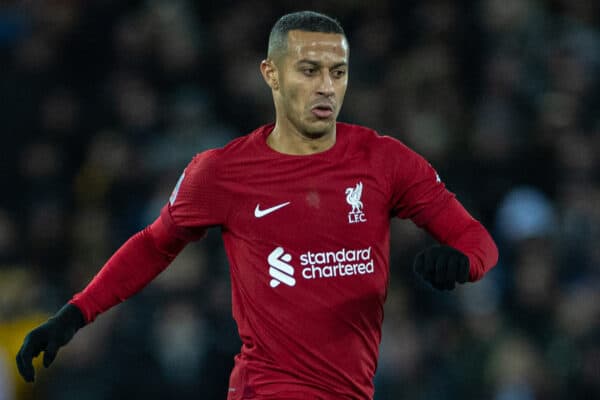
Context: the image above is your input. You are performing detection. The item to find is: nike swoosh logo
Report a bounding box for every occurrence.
[254,202,291,218]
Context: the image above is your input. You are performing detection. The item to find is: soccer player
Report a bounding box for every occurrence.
[16,10,498,400]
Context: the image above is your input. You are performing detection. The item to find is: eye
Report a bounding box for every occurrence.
[332,69,346,79]
[302,68,317,76]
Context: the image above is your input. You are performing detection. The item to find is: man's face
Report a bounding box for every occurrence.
[271,30,349,138]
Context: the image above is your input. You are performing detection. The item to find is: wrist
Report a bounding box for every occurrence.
[54,303,86,330]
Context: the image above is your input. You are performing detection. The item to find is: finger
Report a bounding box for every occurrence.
[446,255,459,283]
[457,257,470,283]
[16,348,34,382]
[16,335,40,382]
[43,341,59,368]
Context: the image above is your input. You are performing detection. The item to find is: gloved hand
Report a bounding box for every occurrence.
[16,303,85,382]
[413,245,470,290]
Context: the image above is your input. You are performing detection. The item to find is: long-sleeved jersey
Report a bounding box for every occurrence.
[71,122,498,399]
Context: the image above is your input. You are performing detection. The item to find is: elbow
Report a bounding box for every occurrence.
[490,236,499,269]
[468,228,499,282]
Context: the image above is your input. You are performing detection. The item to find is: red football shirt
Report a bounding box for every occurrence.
[159,122,497,399]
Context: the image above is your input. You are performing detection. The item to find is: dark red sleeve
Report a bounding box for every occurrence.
[420,197,498,281]
[69,215,191,323]
[388,138,498,281]
[166,150,230,233]
[69,150,230,323]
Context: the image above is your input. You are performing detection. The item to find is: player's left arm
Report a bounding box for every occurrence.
[416,196,499,288]
[390,140,498,289]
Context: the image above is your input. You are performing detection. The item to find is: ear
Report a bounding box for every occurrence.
[260,59,279,90]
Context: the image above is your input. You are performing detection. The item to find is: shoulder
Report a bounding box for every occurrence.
[337,122,418,159]
[337,122,380,142]
[187,125,266,173]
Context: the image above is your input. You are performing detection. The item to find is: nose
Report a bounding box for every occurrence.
[317,71,335,97]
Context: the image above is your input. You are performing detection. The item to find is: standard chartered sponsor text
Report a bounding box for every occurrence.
[299,247,374,280]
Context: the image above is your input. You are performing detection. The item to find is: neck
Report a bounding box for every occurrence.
[267,119,336,155]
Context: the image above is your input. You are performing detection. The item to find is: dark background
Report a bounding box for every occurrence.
[0,1,598,399]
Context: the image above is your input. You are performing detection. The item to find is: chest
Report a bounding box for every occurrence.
[223,158,391,249]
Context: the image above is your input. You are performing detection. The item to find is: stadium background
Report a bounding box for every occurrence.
[0,0,598,399]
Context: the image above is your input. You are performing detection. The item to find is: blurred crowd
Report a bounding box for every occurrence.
[0,0,598,399]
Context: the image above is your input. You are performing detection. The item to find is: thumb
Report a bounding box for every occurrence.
[43,341,59,368]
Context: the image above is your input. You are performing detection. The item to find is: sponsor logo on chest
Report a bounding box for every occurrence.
[267,246,375,288]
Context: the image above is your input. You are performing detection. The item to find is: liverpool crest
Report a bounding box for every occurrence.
[345,182,366,224]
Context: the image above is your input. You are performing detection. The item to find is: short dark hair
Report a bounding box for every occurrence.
[267,11,346,60]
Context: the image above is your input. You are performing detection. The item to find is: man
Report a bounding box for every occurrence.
[17,11,498,400]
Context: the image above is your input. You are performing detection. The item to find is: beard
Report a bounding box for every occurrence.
[301,122,333,138]
[290,109,337,140]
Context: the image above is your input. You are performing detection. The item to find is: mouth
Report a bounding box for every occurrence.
[310,103,335,119]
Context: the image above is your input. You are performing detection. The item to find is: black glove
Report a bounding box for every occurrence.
[413,245,470,290]
[16,303,85,382]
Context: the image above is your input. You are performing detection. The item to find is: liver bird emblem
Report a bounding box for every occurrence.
[345,182,364,213]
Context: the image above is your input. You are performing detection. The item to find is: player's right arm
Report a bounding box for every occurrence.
[16,150,228,382]
[15,216,190,382]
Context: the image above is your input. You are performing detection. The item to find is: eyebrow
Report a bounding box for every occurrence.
[296,59,348,69]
